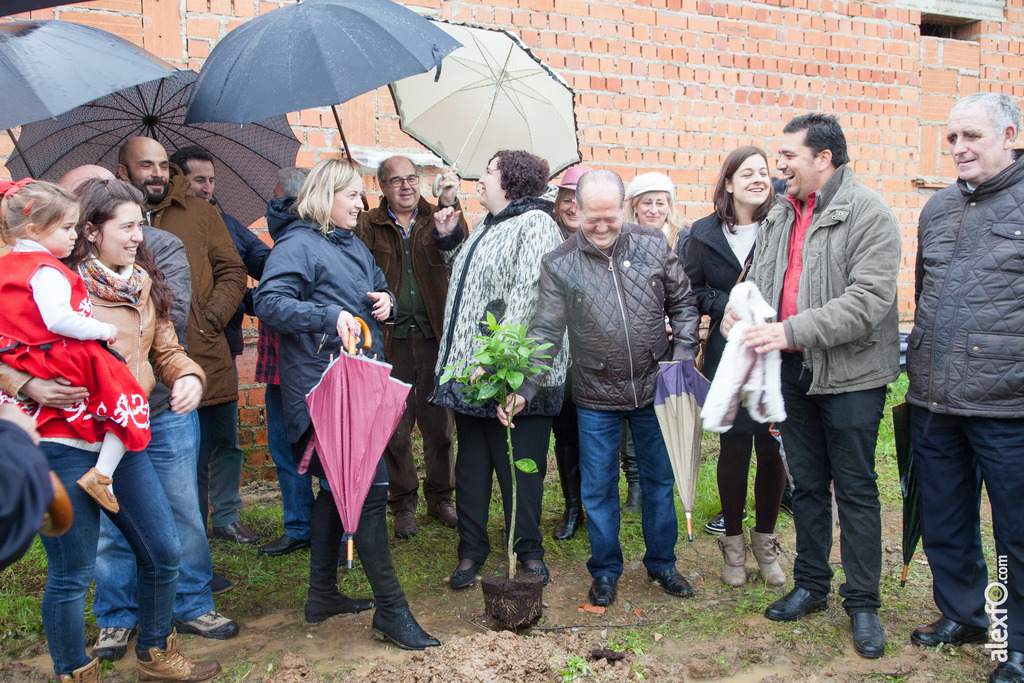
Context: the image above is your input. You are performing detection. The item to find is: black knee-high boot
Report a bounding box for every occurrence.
[354,485,439,650]
[305,488,375,623]
[553,445,584,540]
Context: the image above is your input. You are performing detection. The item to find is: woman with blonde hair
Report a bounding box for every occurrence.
[256,158,444,650]
[618,172,691,512]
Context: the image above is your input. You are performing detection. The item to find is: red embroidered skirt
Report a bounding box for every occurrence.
[0,338,151,451]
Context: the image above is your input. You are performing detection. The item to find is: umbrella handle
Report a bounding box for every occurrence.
[347,537,354,570]
[345,317,372,355]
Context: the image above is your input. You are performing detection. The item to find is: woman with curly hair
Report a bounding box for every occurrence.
[432,150,568,589]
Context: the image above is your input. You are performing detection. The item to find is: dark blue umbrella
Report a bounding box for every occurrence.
[2,1,99,15]
[185,0,462,134]
[1,19,173,176]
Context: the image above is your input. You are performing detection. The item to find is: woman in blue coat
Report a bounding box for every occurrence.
[255,159,438,651]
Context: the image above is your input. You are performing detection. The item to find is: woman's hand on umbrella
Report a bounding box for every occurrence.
[336,310,361,340]
[367,292,392,322]
[496,393,526,428]
[434,206,461,237]
[436,167,460,206]
[170,374,204,414]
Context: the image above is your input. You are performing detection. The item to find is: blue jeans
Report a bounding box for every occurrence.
[39,442,180,676]
[267,384,313,540]
[198,400,245,528]
[94,410,213,626]
[576,404,678,579]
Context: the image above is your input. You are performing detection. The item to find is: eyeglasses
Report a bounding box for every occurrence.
[386,174,419,189]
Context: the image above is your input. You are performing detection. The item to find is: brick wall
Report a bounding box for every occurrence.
[4,0,1024,478]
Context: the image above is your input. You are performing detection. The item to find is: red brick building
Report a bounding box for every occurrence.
[3,0,1021,476]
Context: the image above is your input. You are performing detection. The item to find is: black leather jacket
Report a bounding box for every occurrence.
[908,152,1024,417]
[524,223,699,411]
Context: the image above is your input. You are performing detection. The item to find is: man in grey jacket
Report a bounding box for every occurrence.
[725,114,900,659]
[906,92,1024,683]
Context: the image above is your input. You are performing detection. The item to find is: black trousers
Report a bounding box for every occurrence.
[382,330,455,513]
[778,352,885,614]
[912,406,1024,651]
[453,413,551,564]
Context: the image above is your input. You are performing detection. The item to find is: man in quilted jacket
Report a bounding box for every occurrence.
[516,169,700,609]
[906,92,1024,683]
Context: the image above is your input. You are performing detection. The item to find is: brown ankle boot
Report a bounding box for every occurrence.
[57,657,101,682]
[749,529,786,587]
[77,467,119,514]
[135,629,221,682]
[717,533,747,586]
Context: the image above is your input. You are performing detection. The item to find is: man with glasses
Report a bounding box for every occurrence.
[355,157,467,539]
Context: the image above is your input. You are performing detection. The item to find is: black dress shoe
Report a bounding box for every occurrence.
[911,616,989,647]
[521,559,550,585]
[648,568,694,598]
[991,650,1024,683]
[211,521,259,545]
[851,611,886,659]
[765,586,828,622]
[449,561,481,589]
[259,534,310,557]
[589,576,617,606]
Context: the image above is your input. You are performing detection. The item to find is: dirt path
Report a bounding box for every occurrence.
[3,537,994,682]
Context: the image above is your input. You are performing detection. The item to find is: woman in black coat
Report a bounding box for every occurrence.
[683,146,787,589]
[255,159,439,651]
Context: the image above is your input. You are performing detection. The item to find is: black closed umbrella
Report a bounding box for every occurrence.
[892,402,922,587]
[5,69,300,226]
[184,0,462,166]
[0,20,172,132]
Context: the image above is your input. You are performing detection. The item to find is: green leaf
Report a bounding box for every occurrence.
[507,371,525,390]
[477,383,500,400]
[514,458,538,474]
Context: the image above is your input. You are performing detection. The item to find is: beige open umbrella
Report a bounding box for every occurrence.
[653,361,711,541]
[388,20,580,180]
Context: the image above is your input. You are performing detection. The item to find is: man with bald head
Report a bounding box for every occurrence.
[354,158,467,539]
[117,137,252,550]
[518,169,700,607]
[59,164,114,190]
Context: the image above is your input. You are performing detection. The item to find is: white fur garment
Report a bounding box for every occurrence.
[700,282,786,432]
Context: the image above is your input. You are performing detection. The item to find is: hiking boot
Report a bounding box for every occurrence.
[57,657,101,682]
[172,611,239,640]
[135,629,221,682]
[393,511,418,538]
[93,625,137,662]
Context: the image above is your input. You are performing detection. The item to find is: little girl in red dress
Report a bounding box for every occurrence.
[0,179,150,514]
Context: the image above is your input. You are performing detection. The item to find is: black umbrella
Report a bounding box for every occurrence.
[0,20,172,131]
[184,0,462,164]
[892,402,922,587]
[2,0,98,15]
[4,69,300,226]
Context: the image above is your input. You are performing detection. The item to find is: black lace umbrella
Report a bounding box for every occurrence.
[5,69,300,226]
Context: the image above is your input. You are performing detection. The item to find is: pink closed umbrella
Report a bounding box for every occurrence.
[300,318,411,568]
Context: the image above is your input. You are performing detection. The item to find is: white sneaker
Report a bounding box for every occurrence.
[171,611,239,640]
[93,625,136,662]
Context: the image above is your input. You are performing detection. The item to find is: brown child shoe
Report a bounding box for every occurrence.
[77,467,119,514]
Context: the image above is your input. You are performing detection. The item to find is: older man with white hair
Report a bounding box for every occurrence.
[907,92,1024,683]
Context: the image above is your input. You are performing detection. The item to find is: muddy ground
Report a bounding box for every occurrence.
[0,499,996,683]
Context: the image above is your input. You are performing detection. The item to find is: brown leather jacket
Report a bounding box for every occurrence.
[354,195,467,353]
[524,223,699,411]
[0,278,206,399]
[144,166,245,407]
